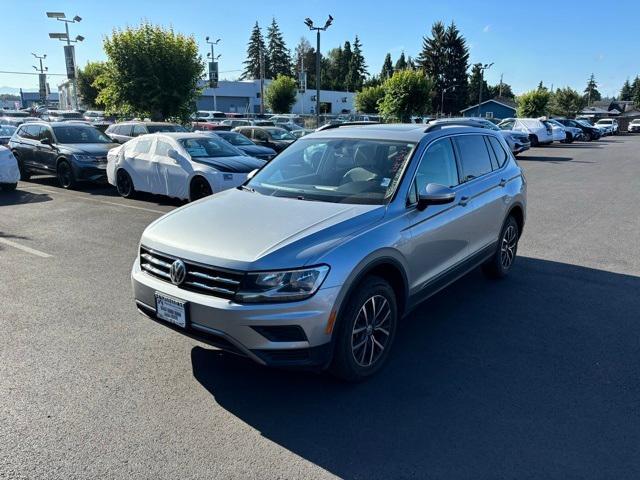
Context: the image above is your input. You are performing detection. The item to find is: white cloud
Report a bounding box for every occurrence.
[483,24,491,33]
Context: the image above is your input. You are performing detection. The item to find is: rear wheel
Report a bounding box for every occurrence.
[329,276,398,382]
[483,215,520,279]
[56,160,76,189]
[116,169,136,198]
[190,176,213,201]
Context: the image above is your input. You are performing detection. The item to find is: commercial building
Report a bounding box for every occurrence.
[196,79,356,115]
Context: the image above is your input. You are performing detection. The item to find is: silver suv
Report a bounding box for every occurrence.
[132,124,526,381]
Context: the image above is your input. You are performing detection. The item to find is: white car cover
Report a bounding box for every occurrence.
[106,133,265,201]
[0,146,20,184]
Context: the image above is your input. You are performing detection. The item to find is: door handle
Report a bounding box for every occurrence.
[459,196,469,206]
[499,178,507,187]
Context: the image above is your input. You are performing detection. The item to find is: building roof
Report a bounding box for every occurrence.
[460,97,517,113]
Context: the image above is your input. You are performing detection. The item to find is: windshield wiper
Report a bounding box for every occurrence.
[237,185,255,193]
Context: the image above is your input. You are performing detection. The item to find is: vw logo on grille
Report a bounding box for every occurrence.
[169,259,187,285]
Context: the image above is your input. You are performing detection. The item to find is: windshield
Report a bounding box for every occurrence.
[147,124,187,133]
[53,125,113,144]
[59,112,84,119]
[247,138,416,205]
[0,125,16,136]
[266,128,295,140]
[576,120,592,127]
[217,132,253,146]
[179,136,243,158]
[596,119,612,124]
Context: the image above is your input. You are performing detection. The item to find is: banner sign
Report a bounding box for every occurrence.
[64,45,76,79]
[208,61,219,88]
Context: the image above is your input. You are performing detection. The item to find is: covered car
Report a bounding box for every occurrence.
[107,132,265,202]
[0,146,20,191]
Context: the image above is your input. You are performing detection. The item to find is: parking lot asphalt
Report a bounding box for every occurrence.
[1,136,639,479]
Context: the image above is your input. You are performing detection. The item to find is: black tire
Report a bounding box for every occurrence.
[15,153,31,181]
[1,183,17,191]
[56,160,76,189]
[585,131,593,141]
[566,132,574,143]
[329,275,398,382]
[529,134,539,147]
[116,169,136,198]
[483,215,520,279]
[190,176,213,201]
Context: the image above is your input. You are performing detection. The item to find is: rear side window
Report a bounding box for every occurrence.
[132,124,147,137]
[487,136,509,168]
[134,138,152,154]
[23,125,41,140]
[454,135,493,181]
[155,140,172,156]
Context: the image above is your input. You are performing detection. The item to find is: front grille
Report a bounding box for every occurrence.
[140,245,244,299]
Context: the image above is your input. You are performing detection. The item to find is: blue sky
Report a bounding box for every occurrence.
[1,0,638,97]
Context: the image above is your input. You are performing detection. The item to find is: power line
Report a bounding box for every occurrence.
[0,70,67,76]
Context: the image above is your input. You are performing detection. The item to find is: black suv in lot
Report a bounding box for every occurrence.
[9,122,118,188]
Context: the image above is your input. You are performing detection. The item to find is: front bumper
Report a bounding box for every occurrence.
[131,258,339,368]
[71,160,108,182]
[512,141,530,154]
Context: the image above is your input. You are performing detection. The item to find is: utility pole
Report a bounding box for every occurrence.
[206,37,221,111]
[46,12,84,110]
[32,53,48,107]
[478,62,494,117]
[498,73,503,97]
[441,85,458,117]
[304,15,333,128]
[259,44,265,115]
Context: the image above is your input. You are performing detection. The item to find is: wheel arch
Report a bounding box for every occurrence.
[189,174,214,201]
[507,203,525,236]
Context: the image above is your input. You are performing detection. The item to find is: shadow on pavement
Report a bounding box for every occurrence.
[0,188,51,206]
[517,155,573,162]
[191,257,640,479]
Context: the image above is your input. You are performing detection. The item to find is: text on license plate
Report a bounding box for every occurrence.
[155,293,187,328]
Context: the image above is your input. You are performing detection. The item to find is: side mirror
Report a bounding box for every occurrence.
[40,137,52,146]
[247,169,258,180]
[167,148,180,161]
[417,183,456,211]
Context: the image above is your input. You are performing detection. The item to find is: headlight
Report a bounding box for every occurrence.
[235,265,330,303]
[74,154,97,162]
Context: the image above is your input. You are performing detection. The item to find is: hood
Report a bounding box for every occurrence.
[58,143,119,156]
[141,188,384,270]
[192,155,265,173]
[236,144,276,156]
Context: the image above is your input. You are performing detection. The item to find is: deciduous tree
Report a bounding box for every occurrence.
[77,61,107,109]
[379,69,434,122]
[549,87,585,118]
[355,84,384,113]
[516,88,551,117]
[265,75,297,113]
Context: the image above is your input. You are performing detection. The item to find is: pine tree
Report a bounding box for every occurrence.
[632,76,640,105]
[442,22,469,114]
[293,37,313,89]
[381,53,394,80]
[347,36,368,91]
[583,73,601,105]
[341,41,353,90]
[620,79,633,101]
[395,52,407,71]
[416,21,447,112]
[468,62,490,107]
[326,47,344,91]
[241,22,266,80]
[266,18,292,79]
[406,56,416,70]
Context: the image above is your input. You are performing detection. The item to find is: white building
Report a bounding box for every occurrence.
[197,79,355,115]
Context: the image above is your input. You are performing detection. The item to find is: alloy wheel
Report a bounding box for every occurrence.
[500,224,517,269]
[351,295,392,367]
[57,162,72,188]
[117,170,132,197]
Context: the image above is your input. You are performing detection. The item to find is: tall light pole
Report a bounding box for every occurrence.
[46,12,84,110]
[32,53,48,107]
[478,62,494,117]
[304,15,333,128]
[206,36,221,111]
[441,84,458,117]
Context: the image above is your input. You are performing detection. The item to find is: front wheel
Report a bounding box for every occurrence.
[329,276,398,382]
[529,134,539,147]
[116,169,136,198]
[483,215,520,279]
[15,153,31,181]
[56,160,76,189]
[190,176,213,201]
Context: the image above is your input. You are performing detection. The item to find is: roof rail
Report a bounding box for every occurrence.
[423,119,486,133]
[316,121,381,131]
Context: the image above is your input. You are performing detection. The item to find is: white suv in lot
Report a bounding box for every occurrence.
[595,118,619,135]
[498,118,554,146]
[132,124,526,381]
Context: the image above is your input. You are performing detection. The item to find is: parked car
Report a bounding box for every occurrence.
[498,118,553,146]
[291,128,314,139]
[540,119,567,143]
[106,132,265,201]
[191,121,230,131]
[269,114,304,128]
[44,110,85,122]
[554,118,601,141]
[8,122,117,188]
[595,118,618,135]
[220,119,252,128]
[0,125,17,145]
[546,118,582,142]
[232,126,296,152]
[628,119,640,133]
[105,122,188,144]
[131,123,526,381]
[0,110,33,126]
[0,145,20,191]
[210,130,277,161]
[191,111,227,122]
[429,117,531,155]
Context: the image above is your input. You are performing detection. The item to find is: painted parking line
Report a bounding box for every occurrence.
[0,237,52,258]
[20,186,167,214]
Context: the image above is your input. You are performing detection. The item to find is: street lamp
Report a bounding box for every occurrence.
[441,84,458,117]
[32,53,48,106]
[304,15,333,128]
[46,11,83,110]
[478,62,494,116]
[206,37,221,111]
